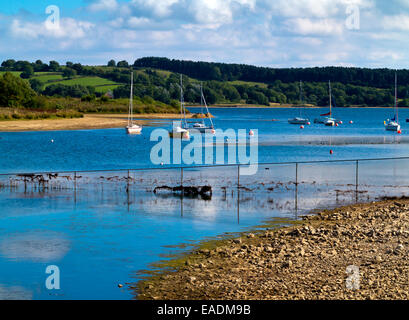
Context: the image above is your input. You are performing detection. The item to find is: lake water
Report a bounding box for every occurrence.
[1,107,409,300]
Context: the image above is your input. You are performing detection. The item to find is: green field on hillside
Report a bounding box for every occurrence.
[0,71,22,76]
[43,76,118,87]
[94,85,121,93]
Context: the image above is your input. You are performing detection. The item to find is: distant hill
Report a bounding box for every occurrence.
[2,58,409,108]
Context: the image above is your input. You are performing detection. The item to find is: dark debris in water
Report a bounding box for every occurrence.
[153,185,212,200]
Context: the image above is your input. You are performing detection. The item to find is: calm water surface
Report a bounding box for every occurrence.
[1,107,409,299]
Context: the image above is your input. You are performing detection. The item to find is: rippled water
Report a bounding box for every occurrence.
[1,107,409,300]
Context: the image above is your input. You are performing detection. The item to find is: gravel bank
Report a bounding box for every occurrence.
[138,198,409,300]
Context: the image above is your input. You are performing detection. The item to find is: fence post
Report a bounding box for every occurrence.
[355,160,359,202]
[237,164,240,224]
[295,162,298,215]
[180,167,184,218]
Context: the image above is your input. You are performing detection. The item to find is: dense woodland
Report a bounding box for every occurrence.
[1,58,409,112]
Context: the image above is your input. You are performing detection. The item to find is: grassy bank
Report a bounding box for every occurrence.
[137,198,409,300]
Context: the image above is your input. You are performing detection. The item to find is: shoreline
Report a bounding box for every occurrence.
[137,198,409,300]
[187,104,409,109]
[0,113,201,132]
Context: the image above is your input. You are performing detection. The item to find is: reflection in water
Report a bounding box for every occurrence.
[0,231,70,262]
[0,284,32,300]
[1,159,409,299]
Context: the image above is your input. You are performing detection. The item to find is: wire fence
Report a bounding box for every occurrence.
[1,156,409,218]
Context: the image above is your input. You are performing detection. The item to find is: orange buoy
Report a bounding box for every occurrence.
[335,123,339,127]
[249,130,254,136]
[300,125,304,129]
[339,121,343,124]
[307,122,311,125]
[211,129,216,134]
[330,150,334,155]
[349,120,353,124]
[398,130,402,134]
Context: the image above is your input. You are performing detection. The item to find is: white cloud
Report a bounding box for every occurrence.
[131,0,180,17]
[89,0,118,12]
[128,16,150,28]
[368,50,403,61]
[188,0,256,27]
[285,18,344,35]
[267,0,374,18]
[382,14,409,31]
[10,18,95,40]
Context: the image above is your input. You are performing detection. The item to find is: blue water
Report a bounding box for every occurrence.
[0,108,408,173]
[1,107,409,300]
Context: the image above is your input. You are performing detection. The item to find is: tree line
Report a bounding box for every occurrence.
[134,57,409,89]
[2,58,409,107]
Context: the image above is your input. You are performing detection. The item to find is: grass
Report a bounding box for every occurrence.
[43,76,119,88]
[94,85,121,93]
[228,80,268,88]
[0,107,83,121]
[32,73,64,83]
[0,71,22,77]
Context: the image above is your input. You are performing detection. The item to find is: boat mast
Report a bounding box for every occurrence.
[180,74,187,128]
[201,85,214,128]
[329,80,332,117]
[128,71,133,127]
[299,80,303,117]
[200,83,205,124]
[395,71,399,123]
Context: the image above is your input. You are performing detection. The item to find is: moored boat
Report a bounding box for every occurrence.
[385,72,401,133]
[126,71,142,134]
[314,80,341,126]
[191,83,215,133]
[288,81,309,125]
[169,75,190,139]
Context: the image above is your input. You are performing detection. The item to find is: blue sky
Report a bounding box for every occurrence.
[0,0,409,68]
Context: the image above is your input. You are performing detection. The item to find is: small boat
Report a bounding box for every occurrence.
[324,119,335,127]
[289,81,309,125]
[385,121,400,132]
[169,75,190,139]
[314,80,340,126]
[385,72,401,132]
[289,117,310,125]
[169,125,190,139]
[191,83,215,133]
[126,72,142,134]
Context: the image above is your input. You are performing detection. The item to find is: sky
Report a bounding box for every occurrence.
[0,0,409,68]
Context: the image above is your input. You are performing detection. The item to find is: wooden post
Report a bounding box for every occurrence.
[355,160,359,203]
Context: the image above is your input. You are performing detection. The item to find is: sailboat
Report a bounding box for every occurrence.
[126,71,142,134]
[169,75,190,139]
[288,80,309,125]
[314,80,338,126]
[192,83,215,133]
[385,72,401,132]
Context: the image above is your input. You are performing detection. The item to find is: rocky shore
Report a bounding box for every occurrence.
[138,198,409,300]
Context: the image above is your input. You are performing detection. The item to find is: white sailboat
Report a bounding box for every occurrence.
[288,81,309,125]
[192,83,215,133]
[169,75,190,139]
[385,72,401,132]
[126,71,142,134]
[314,80,338,126]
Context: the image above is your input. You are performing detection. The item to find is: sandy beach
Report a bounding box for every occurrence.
[138,198,409,300]
[0,113,199,132]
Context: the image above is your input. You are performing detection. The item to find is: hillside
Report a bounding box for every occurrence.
[1,58,409,113]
